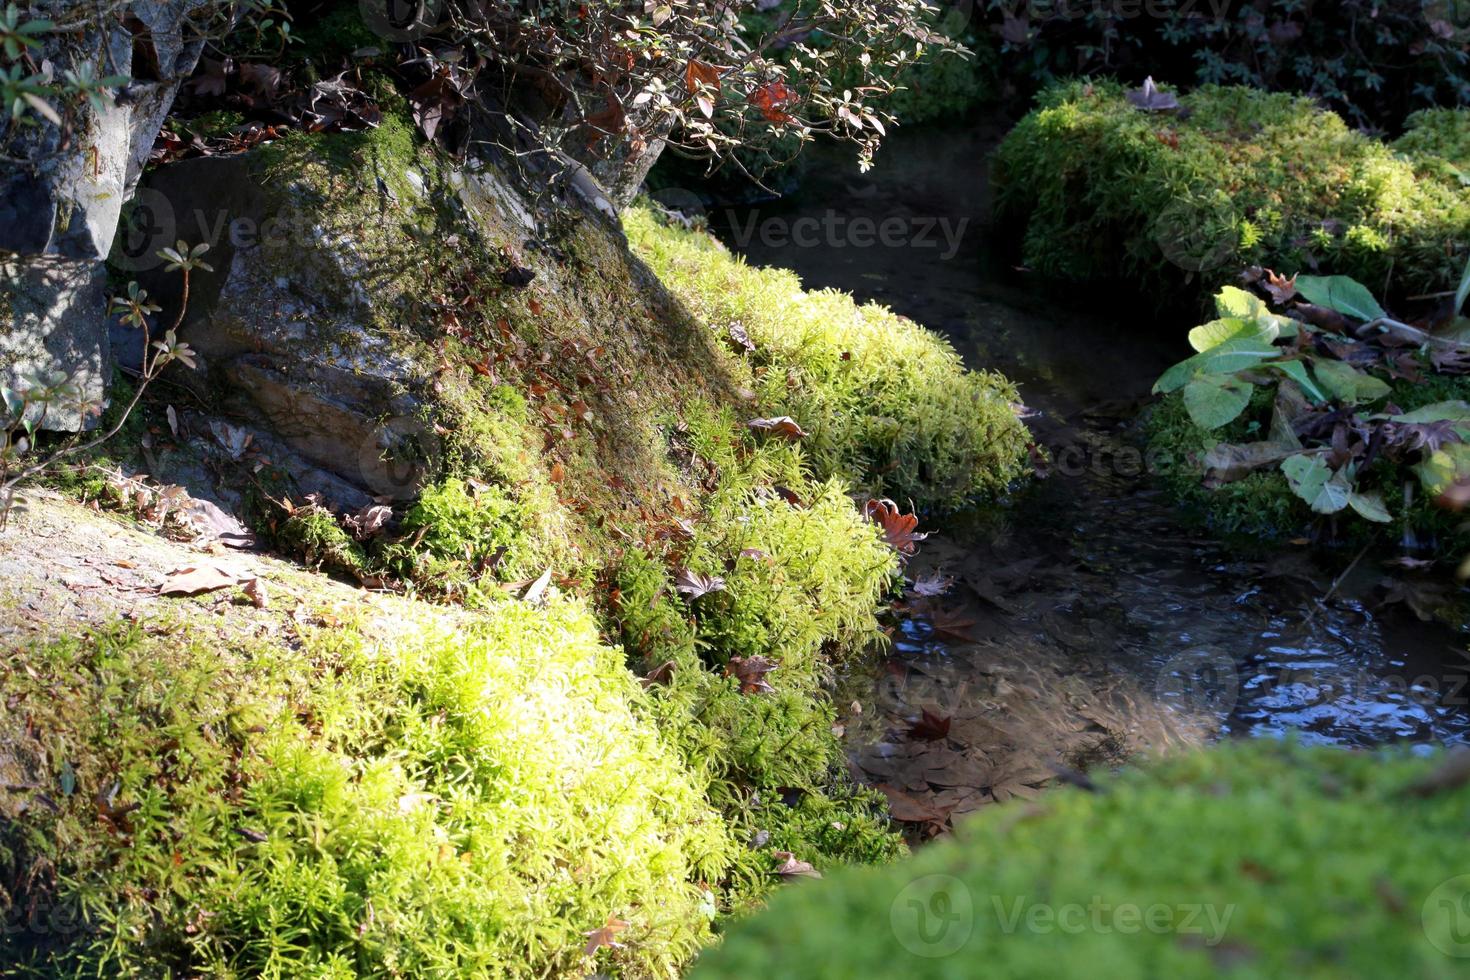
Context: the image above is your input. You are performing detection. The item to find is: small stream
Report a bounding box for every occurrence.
[694,123,1470,797]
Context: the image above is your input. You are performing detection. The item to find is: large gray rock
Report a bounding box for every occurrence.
[0,1,220,429]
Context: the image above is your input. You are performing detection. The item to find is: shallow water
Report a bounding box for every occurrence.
[702,124,1470,774]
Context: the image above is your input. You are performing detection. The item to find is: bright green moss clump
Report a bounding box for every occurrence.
[694,740,1470,978]
[614,427,906,909]
[994,82,1470,301]
[1,600,734,977]
[626,208,1029,508]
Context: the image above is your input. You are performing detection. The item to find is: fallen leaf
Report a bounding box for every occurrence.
[673,568,726,599]
[584,915,628,956]
[1126,76,1180,112]
[927,607,978,643]
[158,564,245,596]
[746,416,807,440]
[241,576,269,609]
[907,707,951,742]
[727,655,777,694]
[876,783,945,823]
[910,572,952,597]
[522,568,553,604]
[864,499,928,556]
[771,851,821,878]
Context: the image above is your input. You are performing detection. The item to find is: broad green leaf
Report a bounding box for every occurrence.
[1310,359,1390,404]
[1281,453,1329,502]
[1153,337,1278,394]
[1389,401,1470,424]
[1183,374,1253,429]
[1215,286,1267,320]
[1188,317,1259,353]
[1293,275,1386,322]
[1347,491,1392,524]
[1280,454,1350,514]
[1213,286,1297,338]
[1456,252,1470,317]
[1266,359,1326,403]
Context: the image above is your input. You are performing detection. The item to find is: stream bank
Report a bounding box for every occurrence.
[701,123,1470,830]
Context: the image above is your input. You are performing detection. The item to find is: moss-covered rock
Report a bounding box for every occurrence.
[626,209,1029,509]
[994,82,1470,303]
[694,740,1470,978]
[8,73,1036,976]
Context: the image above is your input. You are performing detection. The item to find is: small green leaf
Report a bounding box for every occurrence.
[1183,374,1253,429]
[1389,401,1470,424]
[1294,275,1387,322]
[1347,491,1392,524]
[1267,359,1327,403]
[1188,316,1279,353]
[1280,454,1350,514]
[1154,337,1279,394]
[60,760,75,796]
[1311,359,1390,405]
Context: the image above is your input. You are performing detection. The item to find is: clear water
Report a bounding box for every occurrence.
[701,124,1470,758]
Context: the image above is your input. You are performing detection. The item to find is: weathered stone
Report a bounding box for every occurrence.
[0,256,108,430]
[0,1,219,430]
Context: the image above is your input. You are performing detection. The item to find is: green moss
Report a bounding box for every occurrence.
[1,600,735,977]
[694,739,1470,978]
[1394,108,1470,174]
[278,503,369,577]
[626,207,1030,509]
[994,82,1470,302]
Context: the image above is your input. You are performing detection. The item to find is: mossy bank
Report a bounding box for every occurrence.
[994,82,1470,304]
[693,740,1470,979]
[0,95,1030,976]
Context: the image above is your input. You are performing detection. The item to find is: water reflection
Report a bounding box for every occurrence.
[711,125,1470,773]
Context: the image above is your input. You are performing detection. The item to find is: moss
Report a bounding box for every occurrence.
[278,503,369,577]
[1394,108,1470,174]
[0,600,735,977]
[35,88,1034,974]
[625,207,1030,509]
[994,82,1470,303]
[694,739,1470,978]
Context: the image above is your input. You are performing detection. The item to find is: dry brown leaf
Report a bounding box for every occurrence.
[772,851,822,878]
[746,416,808,440]
[158,564,244,597]
[241,576,269,609]
[584,915,628,956]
